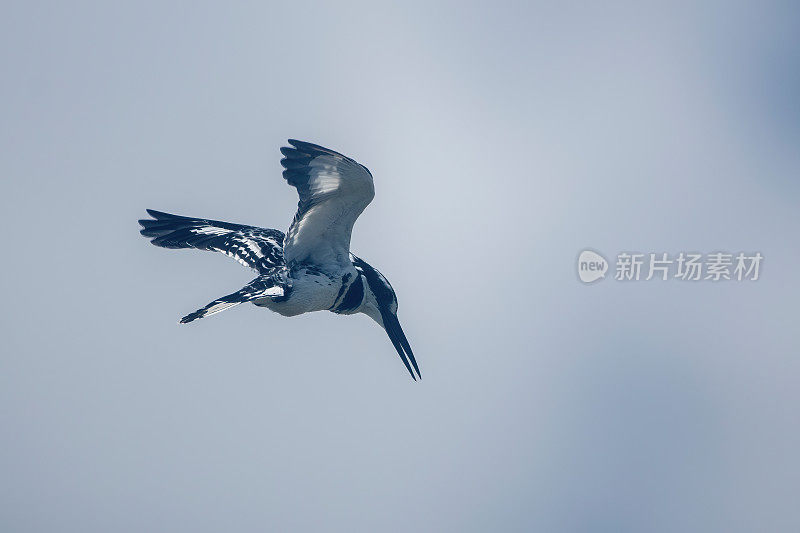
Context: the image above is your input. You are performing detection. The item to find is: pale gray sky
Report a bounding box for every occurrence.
[1,1,799,532]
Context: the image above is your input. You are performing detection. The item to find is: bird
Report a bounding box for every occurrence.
[138,140,420,380]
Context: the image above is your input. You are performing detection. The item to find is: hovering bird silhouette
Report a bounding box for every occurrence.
[138,140,420,380]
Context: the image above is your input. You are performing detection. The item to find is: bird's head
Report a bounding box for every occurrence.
[351,255,420,381]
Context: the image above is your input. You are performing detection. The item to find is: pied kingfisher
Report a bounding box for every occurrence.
[138,140,420,380]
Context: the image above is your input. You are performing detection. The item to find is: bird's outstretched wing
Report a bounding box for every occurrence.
[139,209,285,274]
[280,140,375,269]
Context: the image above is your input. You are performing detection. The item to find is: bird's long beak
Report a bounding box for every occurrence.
[382,311,421,381]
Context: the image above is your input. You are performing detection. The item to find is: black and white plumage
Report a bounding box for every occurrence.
[139,140,420,380]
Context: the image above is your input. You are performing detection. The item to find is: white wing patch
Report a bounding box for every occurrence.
[190,226,232,236]
[307,161,343,195]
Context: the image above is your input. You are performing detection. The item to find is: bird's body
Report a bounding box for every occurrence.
[254,264,352,317]
[139,140,420,380]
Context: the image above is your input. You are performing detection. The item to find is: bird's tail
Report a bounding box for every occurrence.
[179,276,285,324]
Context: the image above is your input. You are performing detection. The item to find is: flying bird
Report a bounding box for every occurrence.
[138,140,420,380]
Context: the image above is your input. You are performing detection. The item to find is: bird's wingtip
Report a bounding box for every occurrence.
[287,139,304,149]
